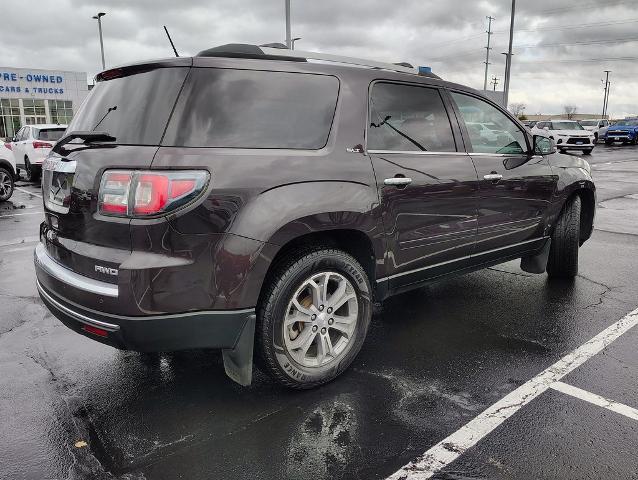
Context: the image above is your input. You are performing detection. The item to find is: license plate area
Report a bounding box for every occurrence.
[43,157,76,214]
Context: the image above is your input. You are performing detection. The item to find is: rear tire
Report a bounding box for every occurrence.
[24,158,39,182]
[0,167,14,201]
[547,195,581,278]
[255,247,372,389]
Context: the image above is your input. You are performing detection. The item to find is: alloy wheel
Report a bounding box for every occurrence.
[0,170,12,200]
[283,271,358,368]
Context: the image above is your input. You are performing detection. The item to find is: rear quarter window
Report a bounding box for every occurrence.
[163,69,339,149]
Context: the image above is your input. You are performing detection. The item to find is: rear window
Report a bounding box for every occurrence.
[37,128,65,141]
[67,67,188,145]
[163,69,339,149]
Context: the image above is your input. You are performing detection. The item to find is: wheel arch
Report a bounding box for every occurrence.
[0,158,15,176]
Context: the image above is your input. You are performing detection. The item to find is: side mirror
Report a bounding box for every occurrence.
[534,135,556,155]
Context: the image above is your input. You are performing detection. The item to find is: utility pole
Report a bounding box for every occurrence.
[602,70,611,119]
[491,76,499,91]
[503,0,516,108]
[92,12,106,70]
[285,0,292,49]
[483,16,495,91]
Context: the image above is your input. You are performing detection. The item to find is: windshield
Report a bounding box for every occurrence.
[579,121,598,127]
[68,67,188,145]
[552,121,583,130]
[37,128,66,141]
[616,119,638,126]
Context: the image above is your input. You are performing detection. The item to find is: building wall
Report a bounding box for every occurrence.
[0,67,88,139]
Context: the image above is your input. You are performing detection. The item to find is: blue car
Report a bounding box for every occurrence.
[605,118,638,145]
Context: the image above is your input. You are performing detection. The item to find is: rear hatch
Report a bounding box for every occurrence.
[41,59,191,283]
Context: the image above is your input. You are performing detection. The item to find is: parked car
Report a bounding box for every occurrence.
[604,118,638,145]
[522,120,537,129]
[579,119,610,143]
[9,124,67,182]
[34,44,596,389]
[532,120,596,154]
[0,141,17,201]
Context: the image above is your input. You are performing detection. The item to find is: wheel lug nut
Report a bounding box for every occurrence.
[311,314,317,320]
[319,305,324,311]
[312,325,318,332]
[321,327,327,334]
[328,318,334,325]
[327,307,333,313]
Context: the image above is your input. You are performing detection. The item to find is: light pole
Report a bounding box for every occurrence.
[503,0,516,108]
[291,37,301,50]
[92,12,106,71]
[285,0,291,49]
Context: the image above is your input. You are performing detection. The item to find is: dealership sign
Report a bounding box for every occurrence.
[0,71,67,95]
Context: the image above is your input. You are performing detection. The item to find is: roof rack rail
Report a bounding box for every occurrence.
[196,44,440,78]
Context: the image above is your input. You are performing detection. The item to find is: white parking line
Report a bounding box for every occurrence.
[387,307,638,480]
[15,186,43,199]
[550,381,638,422]
[0,235,40,248]
[0,211,43,218]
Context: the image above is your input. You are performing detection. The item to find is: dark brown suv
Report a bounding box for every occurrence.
[34,44,596,389]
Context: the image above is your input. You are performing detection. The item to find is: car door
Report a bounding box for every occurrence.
[448,91,556,261]
[367,81,479,290]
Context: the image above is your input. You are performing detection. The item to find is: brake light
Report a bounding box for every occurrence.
[33,141,53,149]
[98,170,209,217]
[4,142,11,151]
[82,325,109,337]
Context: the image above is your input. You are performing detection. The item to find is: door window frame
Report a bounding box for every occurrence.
[443,88,532,156]
[365,79,463,155]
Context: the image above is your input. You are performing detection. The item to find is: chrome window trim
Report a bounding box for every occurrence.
[376,236,549,283]
[36,280,120,331]
[35,243,119,298]
[367,150,468,156]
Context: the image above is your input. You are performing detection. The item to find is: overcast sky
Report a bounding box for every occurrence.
[1,0,636,117]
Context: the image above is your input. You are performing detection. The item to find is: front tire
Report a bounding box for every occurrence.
[0,167,14,201]
[582,149,593,155]
[547,195,581,278]
[256,247,372,389]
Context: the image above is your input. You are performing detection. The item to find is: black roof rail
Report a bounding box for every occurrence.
[196,43,306,62]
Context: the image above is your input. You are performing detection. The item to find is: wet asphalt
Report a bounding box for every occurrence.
[1,144,637,480]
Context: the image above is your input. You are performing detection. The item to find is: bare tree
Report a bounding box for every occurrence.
[563,105,578,120]
[509,102,526,118]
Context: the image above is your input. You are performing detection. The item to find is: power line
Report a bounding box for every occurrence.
[534,0,633,15]
[518,56,638,64]
[516,36,638,49]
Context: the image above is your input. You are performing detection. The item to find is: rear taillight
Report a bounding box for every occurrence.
[4,142,12,151]
[98,170,209,217]
[33,141,53,149]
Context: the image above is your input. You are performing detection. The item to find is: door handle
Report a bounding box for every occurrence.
[483,173,503,181]
[384,177,413,186]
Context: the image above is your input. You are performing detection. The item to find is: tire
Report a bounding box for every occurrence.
[582,149,593,155]
[594,132,598,143]
[547,195,581,278]
[0,167,14,202]
[24,158,39,182]
[256,247,372,389]
[605,141,613,146]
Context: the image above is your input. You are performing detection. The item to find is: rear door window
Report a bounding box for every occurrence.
[67,67,188,145]
[163,69,339,149]
[37,128,66,141]
[367,82,456,152]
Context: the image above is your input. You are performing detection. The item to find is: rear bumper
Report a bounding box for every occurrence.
[35,243,255,352]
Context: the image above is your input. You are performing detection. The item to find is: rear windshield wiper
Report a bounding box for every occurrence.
[52,131,116,154]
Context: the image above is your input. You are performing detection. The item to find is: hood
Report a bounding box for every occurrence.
[608,125,638,132]
[552,129,593,136]
[582,126,597,131]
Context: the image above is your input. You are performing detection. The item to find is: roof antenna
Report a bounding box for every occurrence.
[163,26,179,57]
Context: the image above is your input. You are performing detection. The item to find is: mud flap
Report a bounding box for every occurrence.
[222,314,256,386]
[520,239,551,274]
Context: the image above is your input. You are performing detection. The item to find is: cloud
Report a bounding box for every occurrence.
[0,0,636,117]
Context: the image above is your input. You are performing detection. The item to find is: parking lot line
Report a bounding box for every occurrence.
[0,235,41,248]
[15,187,43,199]
[550,381,638,422]
[0,211,43,218]
[387,307,638,480]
